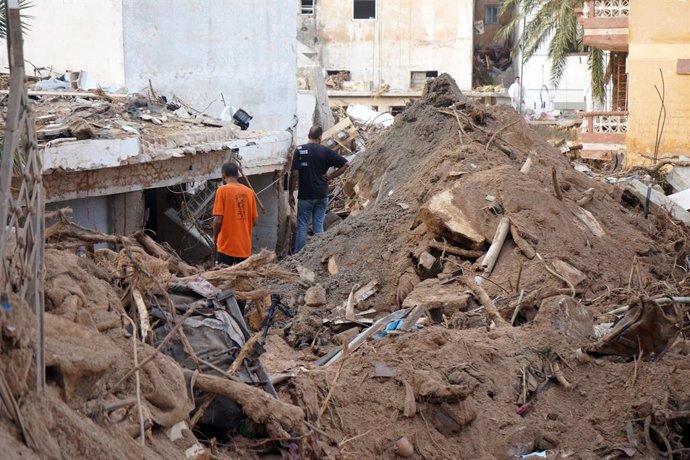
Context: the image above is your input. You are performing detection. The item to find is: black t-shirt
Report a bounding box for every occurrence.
[291,143,347,200]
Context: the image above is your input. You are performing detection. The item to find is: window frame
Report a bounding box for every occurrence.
[484,5,500,25]
[353,0,376,21]
[301,0,315,15]
[410,71,438,89]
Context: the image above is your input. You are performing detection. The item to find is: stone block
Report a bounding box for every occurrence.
[305,285,326,307]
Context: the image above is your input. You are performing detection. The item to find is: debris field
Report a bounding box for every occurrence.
[2,74,690,460]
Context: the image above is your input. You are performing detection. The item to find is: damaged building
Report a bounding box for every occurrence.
[579,0,690,163]
[298,0,474,112]
[1,0,299,258]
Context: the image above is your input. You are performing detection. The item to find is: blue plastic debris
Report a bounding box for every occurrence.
[1,294,10,312]
[373,318,423,340]
[385,319,403,331]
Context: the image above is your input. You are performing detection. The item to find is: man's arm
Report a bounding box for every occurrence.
[213,215,223,244]
[325,162,349,181]
[288,169,299,209]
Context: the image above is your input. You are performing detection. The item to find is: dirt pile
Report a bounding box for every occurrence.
[268,74,690,458]
[0,217,314,460]
[285,73,687,317]
[3,74,690,460]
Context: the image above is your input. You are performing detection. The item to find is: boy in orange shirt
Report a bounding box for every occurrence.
[212,162,259,266]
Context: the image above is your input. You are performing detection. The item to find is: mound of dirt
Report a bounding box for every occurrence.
[266,74,690,459]
[282,73,687,317]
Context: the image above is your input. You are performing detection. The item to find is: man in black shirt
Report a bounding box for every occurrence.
[289,125,349,253]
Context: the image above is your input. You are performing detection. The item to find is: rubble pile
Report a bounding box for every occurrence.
[268,74,690,458]
[2,75,690,459]
[0,214,321,459]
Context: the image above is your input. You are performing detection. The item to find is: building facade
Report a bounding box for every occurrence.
[579,0,690,164]
[3,0,297,132]
[1,0,299,256]
[298,0,473,111]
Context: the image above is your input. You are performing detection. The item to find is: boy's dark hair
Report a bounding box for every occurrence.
[308,125,323,140]
[221,162,240,178]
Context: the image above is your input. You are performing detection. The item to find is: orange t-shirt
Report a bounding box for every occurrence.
[212,182,258,258]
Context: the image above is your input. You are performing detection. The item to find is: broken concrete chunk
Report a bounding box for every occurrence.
[420,188,485,246]
[396,268,421,306]
[431,401,476,435]
[304,285,326,307]
[327,257,339,275]
[402,278,470,311]
[418,251,437,271]
[534,295,593,342]
[297,265,316,284]
[665,162,690,193]
[551,259,587,288]
[66,117,94,140]
[332,327,359,346]
[618,178,690,224]
[174,107,191,118]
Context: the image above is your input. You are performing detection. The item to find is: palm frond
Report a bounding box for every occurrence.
[0,0,34,39]
[549,0,582,86]
[588,47,606,103]
[498,0,592,89]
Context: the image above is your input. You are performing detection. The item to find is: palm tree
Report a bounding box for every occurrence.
[0,0,34,172]
[497,0,606,103]
[0,0,33,39]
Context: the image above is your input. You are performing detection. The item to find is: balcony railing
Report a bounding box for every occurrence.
[581,111,628,134]
[580,1,629,50]
[595,0,629,17]
[579,111,628,160]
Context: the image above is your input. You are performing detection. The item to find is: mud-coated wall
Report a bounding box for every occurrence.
[626,0,690,165]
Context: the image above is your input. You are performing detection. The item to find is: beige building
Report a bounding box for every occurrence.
[298,0,474,111]
[579,0,690,164]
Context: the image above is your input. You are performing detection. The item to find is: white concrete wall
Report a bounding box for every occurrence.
[301,0,473,91]
[520,53,589,112]
[0,0,125,85]
[121,0,297,132]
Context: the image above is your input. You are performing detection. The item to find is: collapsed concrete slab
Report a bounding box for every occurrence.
[402,278,471,311]
[419,186,486,247]
[618,178,690,224]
